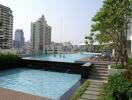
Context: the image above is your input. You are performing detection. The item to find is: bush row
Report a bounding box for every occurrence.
[99,75,132,100]
[0,53,21,63]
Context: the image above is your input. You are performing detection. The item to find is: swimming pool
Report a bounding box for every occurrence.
[0,68,81,99]
[23,53,98,63]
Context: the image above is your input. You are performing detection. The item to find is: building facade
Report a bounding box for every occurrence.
[0,4,13,49]
[14,29,25,48]
[31,15,51,55]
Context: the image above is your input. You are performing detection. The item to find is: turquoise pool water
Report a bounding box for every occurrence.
[0,68,81,99]
[23,53,97,62]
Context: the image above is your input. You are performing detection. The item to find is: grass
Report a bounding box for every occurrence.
[71,80,90,100]
[128,58,132,65]
[111,64,124,69]
[97,83,108,100]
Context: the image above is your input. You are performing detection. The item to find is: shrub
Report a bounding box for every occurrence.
[122,67,132,82]
[71,80,90,100]
[0,53,21,63]
[100,75,132,100]
[111,64,124,69]
[128,58,132,65]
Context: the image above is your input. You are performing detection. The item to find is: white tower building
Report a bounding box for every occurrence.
[30,15,51,55]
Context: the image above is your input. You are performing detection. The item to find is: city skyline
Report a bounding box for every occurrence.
[0,0,103,45]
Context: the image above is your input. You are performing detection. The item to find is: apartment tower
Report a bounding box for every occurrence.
[14,29,25,48]
[31,15,51,55]
[0,4,13,49]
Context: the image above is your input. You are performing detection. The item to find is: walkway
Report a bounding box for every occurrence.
[0,88,53,100]
[78,63,108,100]
[79,80,104,100]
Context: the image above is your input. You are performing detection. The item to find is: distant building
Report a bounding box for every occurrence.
[31,15,51,55]
[0,4,13,49]
[13,29,25,48]
[45,41,78,54]
[46,42,63,54]
[23,41,31,55]
[63,42,73,53]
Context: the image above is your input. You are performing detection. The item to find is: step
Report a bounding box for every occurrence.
[94,66,108,70]
[94,64,108,66]
[89,75,108,79]
[94,63,109,66]
[90,72,108,77]
[90,69,108,73]
[88,79,107,83]
[81,94,98,100]
[92,69,108,73]
[94,65,108,67]
[88,76,107,80]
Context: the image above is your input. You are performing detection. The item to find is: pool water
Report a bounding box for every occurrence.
[0,68,81,99]
[23,53,96,62]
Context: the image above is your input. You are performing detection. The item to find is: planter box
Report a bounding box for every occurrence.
[108,65,126,76]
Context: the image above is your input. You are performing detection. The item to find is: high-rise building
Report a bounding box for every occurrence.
[0,4,13,49]
[14,29,25,48]
[31,15,51,55]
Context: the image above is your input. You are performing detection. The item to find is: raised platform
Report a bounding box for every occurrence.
[22,59,93,79]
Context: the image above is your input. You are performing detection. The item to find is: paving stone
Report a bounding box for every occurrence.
[87,87,101,92]
[81,94,98,100]
[78,63,109,100]
[84,90,100,96]
[78,98,89,100]
[90,82,103,85]
[89,84,102,89]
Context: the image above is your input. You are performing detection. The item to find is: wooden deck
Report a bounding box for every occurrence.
[0,88,53,100]
[76,57,116,65]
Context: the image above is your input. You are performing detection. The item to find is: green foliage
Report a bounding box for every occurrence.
[98,83,112,100]
[85,33,94,46]
[91,0,132,66]
[111,64,124,69]
[123,67,132,82]
[0,53,21,63]
[99,75,132,100]
[95,33,112,45]
[128,58,132,65]
[71,80,90,100]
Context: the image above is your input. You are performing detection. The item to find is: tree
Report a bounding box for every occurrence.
[85,33,94,52]
[95,33,112,52]
[92,0,132,67]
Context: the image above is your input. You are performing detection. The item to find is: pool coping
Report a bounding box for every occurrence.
[0,87,53,100]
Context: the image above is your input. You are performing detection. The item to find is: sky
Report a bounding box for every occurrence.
[0,0,103,45]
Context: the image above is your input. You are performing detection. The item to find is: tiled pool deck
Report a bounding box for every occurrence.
[0,88,53,100]
[76,57,116,64]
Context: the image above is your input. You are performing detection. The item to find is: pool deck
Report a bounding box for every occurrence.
[76,57,116,65]
[0,88,53,100]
